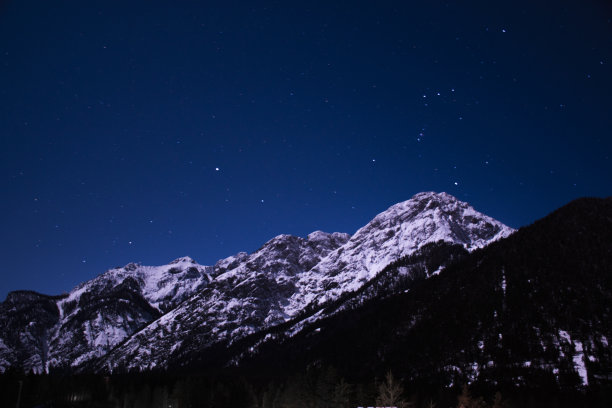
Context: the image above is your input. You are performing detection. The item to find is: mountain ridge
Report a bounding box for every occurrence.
[0,191,514,373]
[92,191,513,372]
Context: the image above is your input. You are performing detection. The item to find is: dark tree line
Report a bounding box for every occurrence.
[1,366,611,408]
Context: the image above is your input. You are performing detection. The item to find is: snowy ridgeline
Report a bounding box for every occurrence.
[0,192,515,373]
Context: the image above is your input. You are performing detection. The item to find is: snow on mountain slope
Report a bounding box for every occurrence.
[94,231,350,371]
[286,191,514,311]
[94,192,514,372]
[40,257,210,371]
[58,256,212,315]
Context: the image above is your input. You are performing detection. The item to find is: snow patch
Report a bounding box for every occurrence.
[558,330,588,386]
[573,340,588,386]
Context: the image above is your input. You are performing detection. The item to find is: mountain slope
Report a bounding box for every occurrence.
[0,257,212,372]
[287,191,513,311]
[92,231,351,371]
[237,197,612,389]
[0,291,66,372]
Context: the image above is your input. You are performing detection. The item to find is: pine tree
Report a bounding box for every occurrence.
[376,370,408,408]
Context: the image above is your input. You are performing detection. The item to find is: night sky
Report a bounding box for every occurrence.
[1,1,611,299]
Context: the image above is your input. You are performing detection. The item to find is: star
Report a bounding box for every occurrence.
[215,167,220,171]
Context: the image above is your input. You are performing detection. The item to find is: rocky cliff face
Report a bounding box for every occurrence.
[0,291,66,372]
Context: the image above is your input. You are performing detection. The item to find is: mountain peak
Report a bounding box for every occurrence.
[368,192,513,250]
[384,191,466,216]
[307,230,351,244]
[169,256,197,264]
[307,230,332,241]
[411,190,458,201]
[289,193,515,308]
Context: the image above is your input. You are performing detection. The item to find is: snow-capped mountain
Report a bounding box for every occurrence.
[286,191,513,311]
[238,197,612,389]
[93,231,351,371]
[0,192,514,373]
[93,192,513,372]
[0,257,212,372]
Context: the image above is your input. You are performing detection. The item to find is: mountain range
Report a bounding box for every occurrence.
[2,191,610,392]
[0,192,512,374]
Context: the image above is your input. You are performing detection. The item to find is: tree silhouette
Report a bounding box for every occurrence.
[376,370,408,407]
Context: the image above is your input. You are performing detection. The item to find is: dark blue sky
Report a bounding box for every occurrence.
[1,1,611,299]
